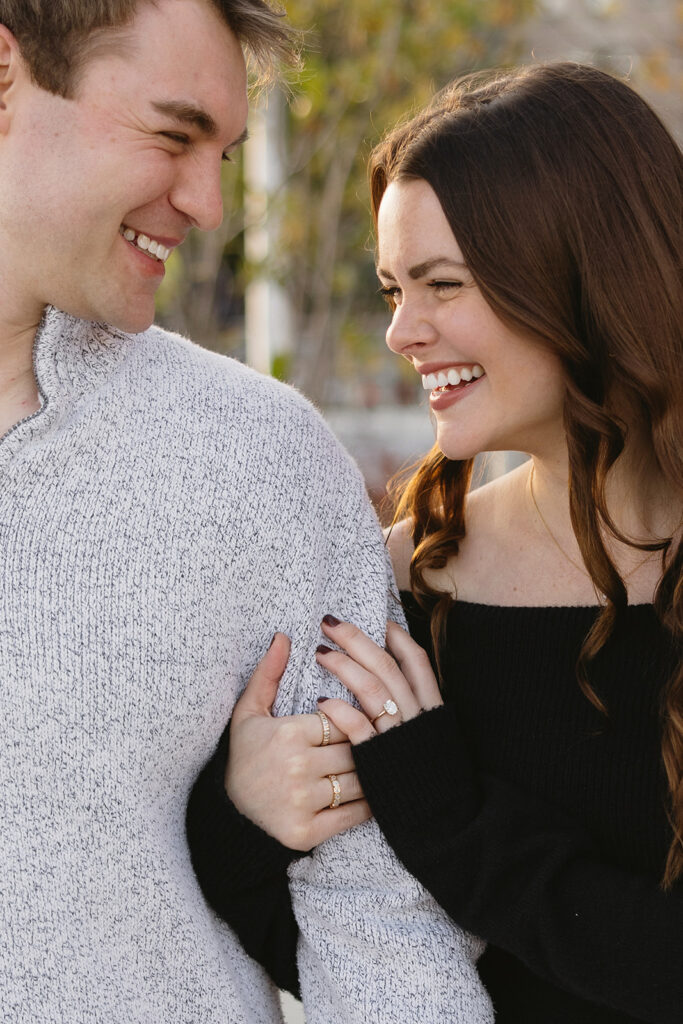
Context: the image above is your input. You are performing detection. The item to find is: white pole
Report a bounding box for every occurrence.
[244,92,293,374]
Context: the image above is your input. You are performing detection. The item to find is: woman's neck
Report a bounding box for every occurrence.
[530,445,678,549]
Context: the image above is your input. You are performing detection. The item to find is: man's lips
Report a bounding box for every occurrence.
[120,225,184,263]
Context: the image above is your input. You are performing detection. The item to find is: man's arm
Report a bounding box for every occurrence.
[272,488,493,1024]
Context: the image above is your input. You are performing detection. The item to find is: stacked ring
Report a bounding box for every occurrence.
[316,709,331,746]
[327,774,341,809]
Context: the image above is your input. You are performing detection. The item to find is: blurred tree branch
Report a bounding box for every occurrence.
[157,0,536,391]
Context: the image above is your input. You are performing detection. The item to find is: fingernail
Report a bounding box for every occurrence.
[268,635,276,648]
[322,614,341,627]
[316,644,333,655]
[317,696,331,704]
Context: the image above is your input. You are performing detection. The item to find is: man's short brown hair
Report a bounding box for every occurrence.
[0,0,297,97]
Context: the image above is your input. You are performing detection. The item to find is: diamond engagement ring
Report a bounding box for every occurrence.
[327,774,341,809]
[372,699,399,725]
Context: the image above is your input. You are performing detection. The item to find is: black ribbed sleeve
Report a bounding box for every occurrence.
[185,725,306,998]
[352,597,682,1024]
[186,598,682,1023]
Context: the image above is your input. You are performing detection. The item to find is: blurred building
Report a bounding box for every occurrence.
[524,0,681,139]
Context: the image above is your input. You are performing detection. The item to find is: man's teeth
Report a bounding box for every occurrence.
[121,226,171,262]
[422,365,484,390]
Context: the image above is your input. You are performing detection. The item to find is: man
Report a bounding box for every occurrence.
[0,2,492,1022]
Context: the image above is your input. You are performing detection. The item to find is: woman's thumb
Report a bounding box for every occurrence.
[232,632,291,719]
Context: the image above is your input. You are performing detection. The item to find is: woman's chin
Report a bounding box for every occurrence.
[435,438,481,463]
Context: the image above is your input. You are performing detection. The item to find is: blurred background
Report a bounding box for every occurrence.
[156,0,681,524]
[159,1,679,1018]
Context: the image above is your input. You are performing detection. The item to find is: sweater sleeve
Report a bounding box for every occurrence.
[183,559,412,1000]
[276,491,493,1024]
[185,725,304,998]
[352,704,683,1024]
[188,467,493,1022]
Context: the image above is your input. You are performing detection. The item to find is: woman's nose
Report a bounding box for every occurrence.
[385,300,438,356]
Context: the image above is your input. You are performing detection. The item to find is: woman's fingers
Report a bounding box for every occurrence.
[385,620,443,710]
[310,707,350,746]
[318,697,377,744]
[318,617,441,722]
[315,769,365,810]
[313,742,356,776]
[308,799,373,846]
[317,642,420,726]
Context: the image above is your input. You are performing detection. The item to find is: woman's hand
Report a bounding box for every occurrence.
[226,633,372,852]
[316,617,443,743]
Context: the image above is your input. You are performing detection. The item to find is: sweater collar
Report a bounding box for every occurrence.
[0,306,137,456]
[33,305,137,404]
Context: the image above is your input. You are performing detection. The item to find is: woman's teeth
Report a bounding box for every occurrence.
[422,365,484,390]
[120,226,171,263]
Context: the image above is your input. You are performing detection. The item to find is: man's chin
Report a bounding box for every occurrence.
[115,318,155,335]
[97,307,156,335]
[53,296,157,335]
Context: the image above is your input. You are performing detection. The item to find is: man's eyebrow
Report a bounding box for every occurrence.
[229,126,250,149]
[376,257,468,280]
[152,100,219,138]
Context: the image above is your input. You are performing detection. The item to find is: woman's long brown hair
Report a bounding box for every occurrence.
[370,63,683,887]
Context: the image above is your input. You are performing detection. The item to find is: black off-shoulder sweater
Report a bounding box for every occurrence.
[186,596,682,1022]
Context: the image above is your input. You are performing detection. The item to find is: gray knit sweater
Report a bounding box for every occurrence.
[0,307,492,1024]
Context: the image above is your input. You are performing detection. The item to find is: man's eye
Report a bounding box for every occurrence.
[161,132,189,145]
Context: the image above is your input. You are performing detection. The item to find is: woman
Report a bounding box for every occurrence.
[187,62,682,1022]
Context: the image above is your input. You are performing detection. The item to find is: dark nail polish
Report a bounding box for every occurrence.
[317,696,331,704]
[323,614,341,627]
[316,644,333,655]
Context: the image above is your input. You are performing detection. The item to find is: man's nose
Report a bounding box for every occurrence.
[169,157,224,233]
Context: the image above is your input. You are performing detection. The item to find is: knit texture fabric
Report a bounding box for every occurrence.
[353,596,682,1024]
[0,307,492,1024]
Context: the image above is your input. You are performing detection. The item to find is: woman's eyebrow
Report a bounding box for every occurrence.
[376,257,467,280]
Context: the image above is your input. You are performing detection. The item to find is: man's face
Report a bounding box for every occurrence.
[1,0,248,333]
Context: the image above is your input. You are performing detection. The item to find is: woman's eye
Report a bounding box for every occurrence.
[429,280,462,294]
[378,285,400,307]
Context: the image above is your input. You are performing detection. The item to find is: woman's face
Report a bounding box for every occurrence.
[377,179,567,462]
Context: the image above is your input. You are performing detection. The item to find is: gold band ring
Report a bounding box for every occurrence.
[316,709,331,746]
[372,699,399,726]
[327,774,341,809]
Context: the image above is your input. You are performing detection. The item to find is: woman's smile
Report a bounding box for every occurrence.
[377,179,567,461]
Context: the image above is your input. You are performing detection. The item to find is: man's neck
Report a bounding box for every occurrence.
[0,321,42,438]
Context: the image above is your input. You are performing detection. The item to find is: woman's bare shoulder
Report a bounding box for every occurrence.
[382,464,532,602]
[384,518,414,591]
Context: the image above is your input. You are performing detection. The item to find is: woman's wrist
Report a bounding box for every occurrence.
[352,703,477,841]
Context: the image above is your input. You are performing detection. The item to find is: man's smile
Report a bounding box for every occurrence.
[120,224,174,263]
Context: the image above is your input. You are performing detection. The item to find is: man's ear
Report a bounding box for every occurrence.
[0,25,24,136]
